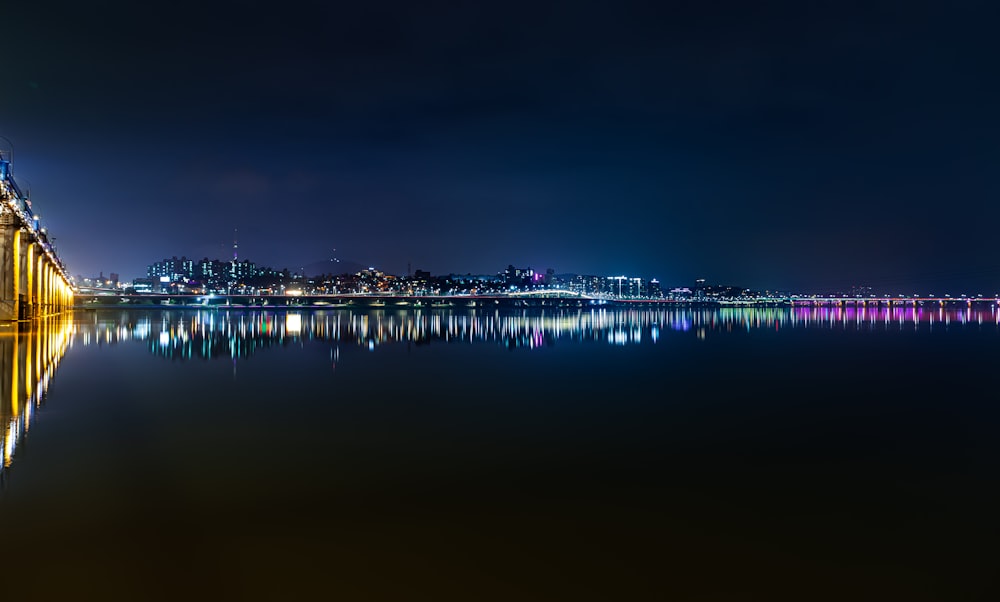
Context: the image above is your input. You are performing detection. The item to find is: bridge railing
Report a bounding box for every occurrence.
[0,157,35,226]
[0,150,73,290]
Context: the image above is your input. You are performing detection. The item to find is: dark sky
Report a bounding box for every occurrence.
[2,0,998,293]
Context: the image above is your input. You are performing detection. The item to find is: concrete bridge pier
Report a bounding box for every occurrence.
[0,217,72,322]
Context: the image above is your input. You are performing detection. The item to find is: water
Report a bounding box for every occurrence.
[2,306,998,601]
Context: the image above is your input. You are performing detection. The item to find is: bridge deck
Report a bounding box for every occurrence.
[70,293,1000,309]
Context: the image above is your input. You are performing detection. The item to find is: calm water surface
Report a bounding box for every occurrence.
[2,306,998,601]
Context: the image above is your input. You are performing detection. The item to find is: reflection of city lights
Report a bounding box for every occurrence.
[2,317,74,475]
[66,304,1000,369]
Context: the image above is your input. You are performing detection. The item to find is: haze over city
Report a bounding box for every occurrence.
[2,1,997,293]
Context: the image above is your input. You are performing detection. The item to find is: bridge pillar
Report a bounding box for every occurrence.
[40,263,46,315]
[44,262,49,315]
[0,217,73,322]
[17,235,28,319]
[35,255,43,316]
[42,263,51,316]
[24,242,34,320]
[50,269,56,314]
[0,215,20,321]
[3,240,77,321]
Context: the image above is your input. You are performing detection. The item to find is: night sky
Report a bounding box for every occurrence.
[2,1,998,293]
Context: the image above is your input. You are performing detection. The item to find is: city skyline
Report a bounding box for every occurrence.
[72,251,998,298]
[2,1,998,294]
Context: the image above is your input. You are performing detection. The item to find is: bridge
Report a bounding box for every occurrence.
[75,292,611,309]
[786,296,1000,307]
[0,149,73,321]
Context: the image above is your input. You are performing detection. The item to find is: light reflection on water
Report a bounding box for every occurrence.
[2,306,999,599]
[71,305,1000,360]
[5,305,997,475]
[0,317,73,482]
